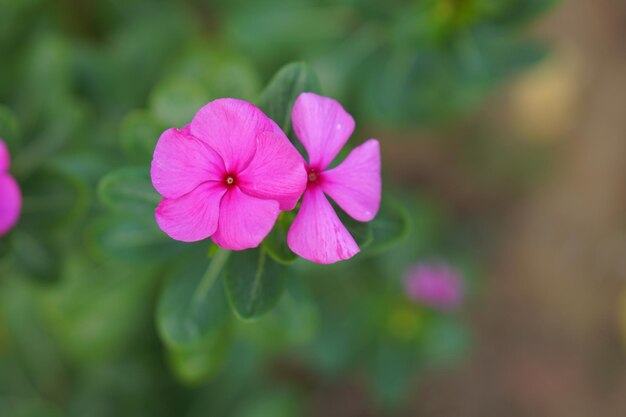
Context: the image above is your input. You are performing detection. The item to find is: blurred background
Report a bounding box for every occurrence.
[1,0,626,416]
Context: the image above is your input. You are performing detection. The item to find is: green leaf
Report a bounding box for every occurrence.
[336,208,373,249]
[12,231,62,282]
[262,211,297,264]
[367,198,410,253]
[157,249,231,349]
[97,166,160,216]
[20,167,90,231]
[167,323,232,385]
[258,62,321,135]
[0,105,19,150]
[120,110,164,163]
[224,249,286,321]
[86,215,184,263]
[38,258,158,363]
[150,77,211,127]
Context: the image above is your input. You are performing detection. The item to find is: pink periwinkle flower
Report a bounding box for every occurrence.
[0,139,21,236]
[151,98,306,250]
[404,263,464,311]
[287,93,381,264]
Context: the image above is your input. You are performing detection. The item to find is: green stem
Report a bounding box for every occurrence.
[191,248,230,310]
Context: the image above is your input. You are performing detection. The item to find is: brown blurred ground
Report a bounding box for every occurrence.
[405,0,626,416]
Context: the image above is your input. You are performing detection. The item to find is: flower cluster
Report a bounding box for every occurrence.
[0,139,21,236]
[151,93,381,264]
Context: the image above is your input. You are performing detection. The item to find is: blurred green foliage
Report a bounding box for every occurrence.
[0,0,554,415]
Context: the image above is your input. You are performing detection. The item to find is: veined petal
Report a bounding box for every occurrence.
[191,99,279,173]
[238,131,307,211]
[292,93,355,170]
[151,127,225,199]
[0,174,21,236]
[287,187,359,264]
[322,139,381,222]
[155,182,226,242]
[211,186,280,250]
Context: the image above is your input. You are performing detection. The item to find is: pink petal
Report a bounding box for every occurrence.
[0,139,10,172]
[287,187,359,264]
[322,139,381,222]
[0,173,21,236]
[291,93,355,170]
[190,99,279,174]
[155,182,227,242]
[237,131,307,211]
[211,186,280,250]
[151,127,225,199]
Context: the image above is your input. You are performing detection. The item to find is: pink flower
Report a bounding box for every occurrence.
[287,93,381,264]
[404,263,464,311]
[151,98,306,250]
[0,139,21,236]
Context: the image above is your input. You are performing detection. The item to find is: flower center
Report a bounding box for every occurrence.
[307,168,321,184]
[224,174,236,186]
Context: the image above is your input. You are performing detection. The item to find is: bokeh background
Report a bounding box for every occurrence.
[1,0,626,416]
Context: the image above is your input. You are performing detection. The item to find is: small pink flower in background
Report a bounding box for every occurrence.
[0,139,21,236]
[151,98,306,250]
[287,93,381,264]
[404,263,464,311]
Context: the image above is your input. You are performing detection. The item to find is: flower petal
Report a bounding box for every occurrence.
[191,99,279,173]
[211,186,280,250]
[322,139,381,222]
[0,140,9,172]
[151,127,225,199]
[238,131,307,211]
[155,182,227,242]
[291,93,355,170]
[0,174,21,236]
[287,187,359,264]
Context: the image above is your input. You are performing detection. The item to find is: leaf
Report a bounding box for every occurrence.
[167,323,232,385]
[120,110,164,163]
[258,62,321,135]
[157,249,231,349]
[97,166,160,216]
[20,166,90,231]
[262,211,297,264]
[367,198,410,253]
[224,249,286,321]
[150,77,211,127]
[12,231,62,282]
[86,215,185,263]
[38,258,158,363]
[0,105,19,150]
[336,207,373,249]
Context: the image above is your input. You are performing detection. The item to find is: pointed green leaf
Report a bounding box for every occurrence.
[258,62,321,135]
[97,166,160,216]
[157,249,231,349]
[224,249,286,321]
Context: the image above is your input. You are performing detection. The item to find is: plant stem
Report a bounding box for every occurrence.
[191,248,230,309]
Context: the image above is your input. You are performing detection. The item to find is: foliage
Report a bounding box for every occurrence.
[0,0,554,414]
